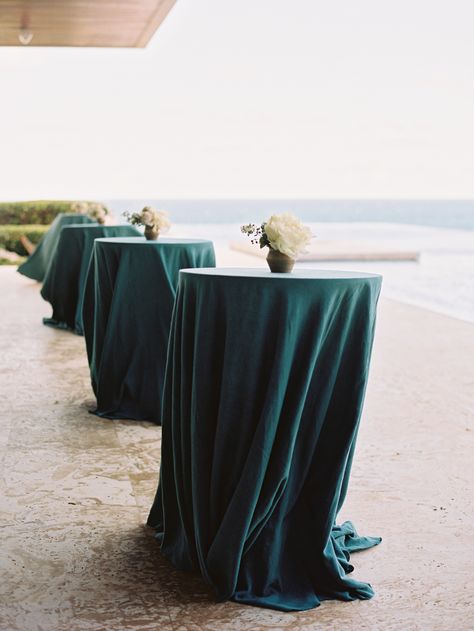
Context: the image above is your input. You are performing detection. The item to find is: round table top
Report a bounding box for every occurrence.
[179,267,382,281]
[94,237,214,246]
[60,223,101,229]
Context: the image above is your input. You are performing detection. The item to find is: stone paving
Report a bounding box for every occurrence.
[1,266,473,630]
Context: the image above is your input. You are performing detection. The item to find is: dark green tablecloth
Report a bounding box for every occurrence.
[17,213,95,282]
[147,268,382,611]
[83,237,216,423]
[41,224,141,335]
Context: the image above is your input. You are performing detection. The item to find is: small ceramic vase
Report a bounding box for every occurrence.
[266,248,295,273]
[144,225,159,241]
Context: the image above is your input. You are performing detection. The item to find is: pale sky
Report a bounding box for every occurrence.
[0,0,473,200]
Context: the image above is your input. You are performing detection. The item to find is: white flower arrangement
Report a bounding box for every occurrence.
[241,212,312,259]
[87,202,109,224]
[123,206,171,231]
[72,201,110,224]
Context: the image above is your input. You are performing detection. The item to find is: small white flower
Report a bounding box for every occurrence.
[241,223,255,235]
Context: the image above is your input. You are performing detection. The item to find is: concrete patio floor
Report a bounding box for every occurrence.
[0,264,473,630]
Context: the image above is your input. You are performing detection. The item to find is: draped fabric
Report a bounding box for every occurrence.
[82,238,216,424]
[41,224,141,334]
[17,213,95,282]
[147,268,382,611]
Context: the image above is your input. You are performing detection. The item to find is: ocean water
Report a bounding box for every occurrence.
[105,199,474,231]
[104,200,474,324]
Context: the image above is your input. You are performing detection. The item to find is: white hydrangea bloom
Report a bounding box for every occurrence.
[153,210,171,231]
[264,213,312,258]
[141,207,171,231]
[141,208,155,226]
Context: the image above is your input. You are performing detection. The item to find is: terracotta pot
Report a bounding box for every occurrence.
[144,225,159,241]
[266,248,295,273]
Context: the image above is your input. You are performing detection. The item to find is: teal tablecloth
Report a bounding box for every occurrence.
[17,213,95,282]
[147,267,383,611]
[41,224,141,334]
[83,237,216,423]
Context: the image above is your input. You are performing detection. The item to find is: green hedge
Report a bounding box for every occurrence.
[0,225,49,256]
[0,200,99,225]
